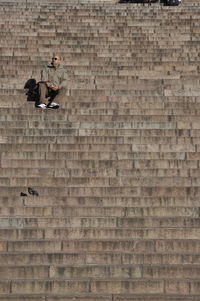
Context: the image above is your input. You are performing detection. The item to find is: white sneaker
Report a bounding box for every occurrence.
[36,103,46,109]
[47,102,59,109]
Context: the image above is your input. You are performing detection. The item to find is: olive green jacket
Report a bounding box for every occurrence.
[41,63,67,89]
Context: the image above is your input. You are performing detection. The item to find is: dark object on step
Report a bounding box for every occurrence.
[119,0,159,4]
[20,192,28,197]
[24,79,39,102]
[163,0,181,5]
[28,187,39,196]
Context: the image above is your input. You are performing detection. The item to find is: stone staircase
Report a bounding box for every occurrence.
[0,0,200,300]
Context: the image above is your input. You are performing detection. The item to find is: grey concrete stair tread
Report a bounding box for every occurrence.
[0,142,196,149]
[0,297,199,301]
[0,196,198,208]
[1,113,200,123]
[0,176,197,187]
[0,0,200,298]
[0,136,196,144]
[0,153,196,161]
[0,264,200,280]
[1,228,200,240]
[1,185,183,198]
[0,160,198,169]
[1,251,200,264]
[0,110,192,119]
[0,206,198,217]
[0,296,199,301]
[1,101,200,109]
[0,217,200,229]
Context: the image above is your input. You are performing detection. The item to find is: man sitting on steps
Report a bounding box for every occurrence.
[36,54,67,109]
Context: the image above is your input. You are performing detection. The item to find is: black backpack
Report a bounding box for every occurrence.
[24,79,39,102]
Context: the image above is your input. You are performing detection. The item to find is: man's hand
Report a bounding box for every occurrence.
[50,84,59,91]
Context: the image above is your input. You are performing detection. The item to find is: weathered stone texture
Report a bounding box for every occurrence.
[0,0,200,299]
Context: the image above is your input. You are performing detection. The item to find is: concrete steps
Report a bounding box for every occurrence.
[0,0,200,299]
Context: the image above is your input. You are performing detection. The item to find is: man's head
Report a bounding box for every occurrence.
[51,54,61,67]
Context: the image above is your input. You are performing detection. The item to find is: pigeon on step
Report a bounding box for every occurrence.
[28,187,39,196]
[20,192,28,197]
